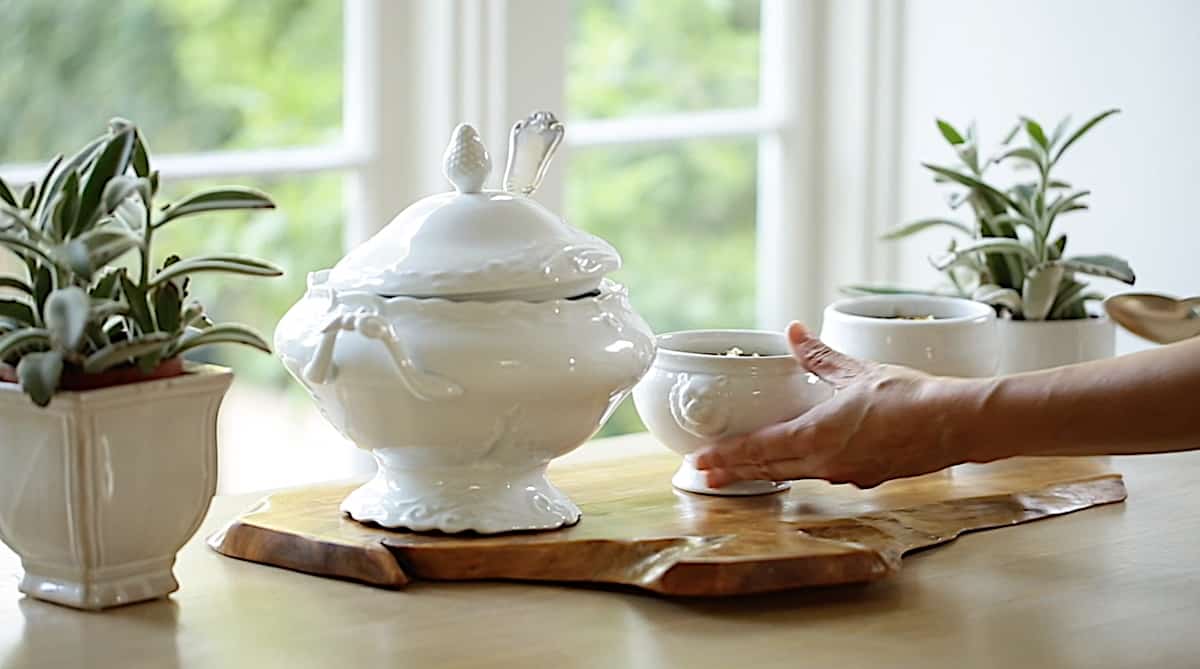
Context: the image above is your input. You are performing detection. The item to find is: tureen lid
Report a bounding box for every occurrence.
[327,112,620,300]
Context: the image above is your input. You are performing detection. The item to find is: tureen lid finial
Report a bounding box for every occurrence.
[443,123,491,194]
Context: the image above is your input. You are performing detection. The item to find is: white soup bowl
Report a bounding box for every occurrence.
[632,330,832,496]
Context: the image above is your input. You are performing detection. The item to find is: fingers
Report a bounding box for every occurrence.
[703,458,817,488]
[785,321,868,388]
[694,417,815,472]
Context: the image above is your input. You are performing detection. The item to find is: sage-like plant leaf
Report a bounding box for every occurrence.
[881,218,972,240]
[1024,119,1049,150]
[921,163,1021,212]
[83,332,171,374]
[973,284,1022,312]
[168,323,271,357]
[73,126,135,237]
[0,176,15,207]
[1055,254,1136,284]
[155,187,275,228]
[931,238,1040,271]
[1022,264,1066,321]
[1052,109,1120,165]
[0,299,36,326]
[17,350,63,407]
[0,276,34,295]
[1047,279,1089,320]
[153,282,182,332]
[119,274,155,333]
[62,228,143,279]
[936,119,965,145]
[0,328,50,363]
[149,256,283,287]
[101,175,149,214]
[43,287,90,350]
[31,154,64,216]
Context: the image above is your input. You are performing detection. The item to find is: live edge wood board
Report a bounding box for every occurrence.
[208,451,1125,597]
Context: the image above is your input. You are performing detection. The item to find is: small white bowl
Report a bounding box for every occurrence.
[820,295,998,377]
[632,330,832,496]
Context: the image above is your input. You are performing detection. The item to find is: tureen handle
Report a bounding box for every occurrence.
[302,311,464,401]
[503,111,565,196]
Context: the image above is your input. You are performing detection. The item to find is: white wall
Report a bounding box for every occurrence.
[890,0,1200,353]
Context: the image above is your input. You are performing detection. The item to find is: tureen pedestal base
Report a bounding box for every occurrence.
[341,459,582,534]
[670,460,791,497]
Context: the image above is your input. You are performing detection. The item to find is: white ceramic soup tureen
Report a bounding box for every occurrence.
[275,112,656,534]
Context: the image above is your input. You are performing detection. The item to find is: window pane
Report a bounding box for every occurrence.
[0,0,342,163]
[567,139,758,436]
[154,173,351,492]
[568,0,761,119]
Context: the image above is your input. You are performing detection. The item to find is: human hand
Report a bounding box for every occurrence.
[693,322,976,489]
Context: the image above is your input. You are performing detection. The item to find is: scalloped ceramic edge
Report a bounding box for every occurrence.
[0,365,232,610]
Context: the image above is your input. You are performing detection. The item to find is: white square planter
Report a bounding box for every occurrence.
[0,364,232,610]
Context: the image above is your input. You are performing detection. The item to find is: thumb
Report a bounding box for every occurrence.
[786,321,868,388]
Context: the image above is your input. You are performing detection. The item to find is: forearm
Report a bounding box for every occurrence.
[946,337,1200,461]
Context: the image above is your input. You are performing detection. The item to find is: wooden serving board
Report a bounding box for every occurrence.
[208,451,1125,597]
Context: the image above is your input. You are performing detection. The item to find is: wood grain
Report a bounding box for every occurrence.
[208,450,1126,596]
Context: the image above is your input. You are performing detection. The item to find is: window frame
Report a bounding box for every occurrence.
[0,0,906,329]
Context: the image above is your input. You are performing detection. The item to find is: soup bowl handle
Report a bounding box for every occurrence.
[667,372,731,439]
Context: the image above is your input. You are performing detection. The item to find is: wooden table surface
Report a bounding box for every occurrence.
[3,434,1200,669]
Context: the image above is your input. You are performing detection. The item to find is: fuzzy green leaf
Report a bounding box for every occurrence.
[921,163,1020,212]
[119,274,155,333]
[153,281,182,332]
[973,284,1022,312]
[30,154,64,218]
[170,323,271,357]
[0,176,15,207]
[931,238,1039,271]
[131,130,151,177]
[0,232,57,268]
[0,328,50,362]
[43,287,89,350]
[1024,119,1049,149]
[0,299,36,326]
[1049,115,1073,148]
[881,218,972,240]
[74,126,136,237]
[0,276,33,295]
[936,119,965,145]
[62,228,143,279]
[89,268,122,299]
[32,265,51,314]
[101,175,149,214]
[1048,280,1089,320]
[17,350,63,406]
[149,255,282,287]
[1055,254,1136,284]
[1022,264,1066,321]
[156,187,275,227]
[42,136,106,216]
[840,284,942,297]
[1047,190,1091,222]
[993,147,1043,167]
[83,333,171,374]
[1052,109,1120,165]
[1049,234,1068,260]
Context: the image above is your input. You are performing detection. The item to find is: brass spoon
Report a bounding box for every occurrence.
[1104,293,1200,344]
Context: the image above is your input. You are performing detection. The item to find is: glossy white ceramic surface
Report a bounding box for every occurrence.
[277,275,655,532]
[996,316,1115,374]
[632,330,832,496]
[820,295,999,377]
[0,366,232,610]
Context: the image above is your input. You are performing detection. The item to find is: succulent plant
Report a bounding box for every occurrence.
[0,118,281,406]
[849,109,1134,321]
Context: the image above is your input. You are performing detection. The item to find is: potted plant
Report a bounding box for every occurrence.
[0,118,280,610]
[851,109,1134,373]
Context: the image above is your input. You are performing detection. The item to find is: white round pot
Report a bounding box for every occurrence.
[820,295,998,377]
[632,330,832,496]
[996,316,1116,374]
[0,366,232,610]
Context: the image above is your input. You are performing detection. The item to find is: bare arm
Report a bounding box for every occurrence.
[693,322,1200,489]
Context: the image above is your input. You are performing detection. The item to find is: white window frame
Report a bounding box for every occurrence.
[1,0,906,330]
